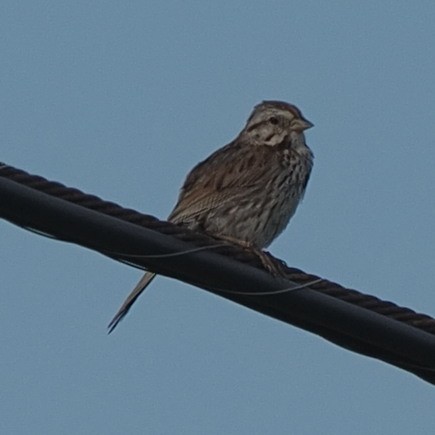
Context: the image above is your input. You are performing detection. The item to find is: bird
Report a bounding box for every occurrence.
[108,100,314,332]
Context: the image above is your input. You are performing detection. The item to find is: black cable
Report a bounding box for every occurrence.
[1,167,435,385]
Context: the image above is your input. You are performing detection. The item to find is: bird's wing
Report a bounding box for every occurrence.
[168,142,272,223]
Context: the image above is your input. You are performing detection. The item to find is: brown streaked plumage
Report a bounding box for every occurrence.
[108,100,314,332]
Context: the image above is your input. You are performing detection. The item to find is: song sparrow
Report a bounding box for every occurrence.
[108,100,314,332]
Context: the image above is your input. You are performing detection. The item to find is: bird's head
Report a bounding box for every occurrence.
[241,100,313,147]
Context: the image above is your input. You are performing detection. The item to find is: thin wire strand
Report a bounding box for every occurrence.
[104,243,228,259]
[20,223,228,260]
[212,278,325,296]
[18,223,324,295]
[17,225,435,374]
[20,225,62,240]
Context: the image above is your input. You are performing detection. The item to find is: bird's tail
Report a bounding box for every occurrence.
[108,272,157,333]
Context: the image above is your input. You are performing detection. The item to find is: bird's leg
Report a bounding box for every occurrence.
[216,235,281,276]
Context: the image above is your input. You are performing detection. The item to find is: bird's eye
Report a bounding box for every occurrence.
[269,117,279,125]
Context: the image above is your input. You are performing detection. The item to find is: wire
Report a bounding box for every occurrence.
[213,278,325,296]
[1,163,435,385]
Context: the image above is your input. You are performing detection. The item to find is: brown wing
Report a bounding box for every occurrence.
[168,140,272,224]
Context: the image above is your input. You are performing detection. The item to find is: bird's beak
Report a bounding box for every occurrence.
[299,119,314,131]
[292,118,314,131]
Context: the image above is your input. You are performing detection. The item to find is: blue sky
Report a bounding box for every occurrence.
[1,1,435,434]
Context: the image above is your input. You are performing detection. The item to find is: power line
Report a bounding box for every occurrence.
[1,162,435,385]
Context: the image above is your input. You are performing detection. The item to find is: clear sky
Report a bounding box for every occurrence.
[1,1,435,434]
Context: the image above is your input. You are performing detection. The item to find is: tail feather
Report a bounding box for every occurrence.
[108,272,157,333]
